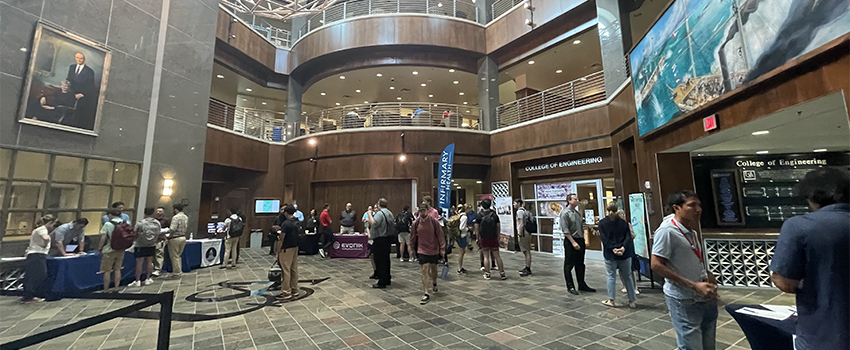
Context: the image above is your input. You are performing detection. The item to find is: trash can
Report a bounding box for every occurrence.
[250,229,263,249]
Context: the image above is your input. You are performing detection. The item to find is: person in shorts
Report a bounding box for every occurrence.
[397,205,414,262]
[411,204,446,304]
[455,204,470,274]
[474,199,506,280]
[99,210,126,292]
[130,208,161,287]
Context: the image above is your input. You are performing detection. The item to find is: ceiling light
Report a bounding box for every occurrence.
[556,70,563,74]
[397,97,402,100]
[19,47,27,52]
[320,92,326,96]
[459,92,464,95]
[261,102,267,105]
[421,83,427,87]
[752,130,769,135]
[241,98,247,101]
[428,95,434,98]
[756,151,769,154]
[376,73,383,77]
[364,101,369,103]
[463,102,468,104]
[476,181,482,184]
[449,69,455,72]
[580,77,587,81]
[438,3,443,7]
[573,40,581,44]
[814,148,827,152]
[465,110,470,113]
[462,123,469,127]
[339,76,345,79]
[245,88,252,92]
[412,71,419,75]
[216,75,224,79]
[335,102,341,106]
[308,138,317,146]
[390,86,395,90]
[453,81,459,84]
[434,104,438,107]
[355,89,361,93]
[528,61,535,65]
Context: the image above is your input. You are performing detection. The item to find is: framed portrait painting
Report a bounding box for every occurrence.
[18,23,111,136]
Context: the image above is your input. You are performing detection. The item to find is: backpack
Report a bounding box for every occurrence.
[446,214,462,241]
[380,209,398,237]
[479,211,498,239]
[395,211,412,233]
[521,209,537,234]
[136,219,160,246]
[229,217,245,237]
[110,221,137,250]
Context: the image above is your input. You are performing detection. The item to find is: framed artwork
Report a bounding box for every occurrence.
[18,23,111,136]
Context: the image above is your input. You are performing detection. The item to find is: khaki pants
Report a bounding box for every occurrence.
[153,241,166,272]
[167,237,187,276]
[223,236,240,266]
[277,247,299,295]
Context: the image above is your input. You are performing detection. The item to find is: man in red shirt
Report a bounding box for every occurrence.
[318,203,333,258]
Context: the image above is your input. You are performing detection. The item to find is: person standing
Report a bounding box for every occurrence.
[151,207,170,277]
[514,199,533,277]
[305,209,318,233]
[318,203,333,258]
[340,203,356,234]
[274,206,301,300]
[101,202,131,225]
[167,204,189,279]
[600,202,637,308]
[474,199,506,280]
[362,205,373,236]
[560,194,596,295]
[99,210,127,292]
[455,204,470,274]
[651,190,718,350]
[49,218,88,256]
[770,168,849,350]
[269,206,285,256]
[397,205,414,262]
[21,215,57,303]
[367,198,394,289]
[411,204,446,304]
[221,208,244,269]
[130,208,160,287]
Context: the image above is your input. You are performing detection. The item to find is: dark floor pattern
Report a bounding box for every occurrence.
[0,248,794,350]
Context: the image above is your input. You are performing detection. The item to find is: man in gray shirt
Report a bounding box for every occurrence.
[50,218,89,256]
[340,203,357,234]
[651,190,718,350]
[559,193,595,295]
[367,198,394,288]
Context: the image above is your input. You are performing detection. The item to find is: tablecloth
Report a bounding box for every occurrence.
[46,252,137,298]
[299,233,320,255]
[726,304,796,350]
[329,234,369,258]
[162,240,203,273]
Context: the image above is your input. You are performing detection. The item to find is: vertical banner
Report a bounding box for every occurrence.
[629,193,650,259]
[437,143,455,217]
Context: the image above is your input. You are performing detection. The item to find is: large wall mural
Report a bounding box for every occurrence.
[629,0,850,136]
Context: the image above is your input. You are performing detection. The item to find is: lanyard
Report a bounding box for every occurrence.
[672,219,703,264]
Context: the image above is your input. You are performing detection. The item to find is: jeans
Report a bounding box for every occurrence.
[563,238,588,289]
[320,227,335,251]
[605,258,636,302]
[665,295,718,350]
[24,253,47,300]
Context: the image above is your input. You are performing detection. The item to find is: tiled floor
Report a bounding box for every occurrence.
[1,248,794,350]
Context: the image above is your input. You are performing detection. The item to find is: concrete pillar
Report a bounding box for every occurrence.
[291,16,307,41]
[475,0,497,23]
[477,56,499,131]
[596,0,629,97]
[286,78,303,139]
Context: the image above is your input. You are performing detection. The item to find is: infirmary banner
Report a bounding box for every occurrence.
[437,144,455,217]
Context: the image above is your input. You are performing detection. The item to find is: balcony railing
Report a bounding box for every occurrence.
[296,0,480,40]
[495,70,606,129]
[208,99,288,142]
[491,0,522,20]
[302,102,482,134]
[220,4,292,48]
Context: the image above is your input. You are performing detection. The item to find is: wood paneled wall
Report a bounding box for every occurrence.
[313,180,412,233]
[205,127,270,172]
[216,9,276,70]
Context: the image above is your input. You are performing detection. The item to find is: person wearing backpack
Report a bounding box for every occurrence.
[366,198,395,289]
[129,208,161,287]
[221,208,244,269]
[474,199,506,280]
[514,199,534,277]
[396,205,414,262]
[99,210,131,292]
[274,206,301,300]
[455,204,470,274]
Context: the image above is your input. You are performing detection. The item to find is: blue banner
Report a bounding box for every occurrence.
[437,144,455,218]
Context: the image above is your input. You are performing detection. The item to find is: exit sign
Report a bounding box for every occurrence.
[703,114,718,132]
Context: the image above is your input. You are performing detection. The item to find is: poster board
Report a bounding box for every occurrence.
[710,169,746,226]
[628,193,650,259]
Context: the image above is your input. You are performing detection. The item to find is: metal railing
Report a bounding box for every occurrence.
[302,102,482,134]
[491,0,523,20]
[221,4,293,48]
[208,99,288,142]
[296,0,480,40]
[495,70,606,129]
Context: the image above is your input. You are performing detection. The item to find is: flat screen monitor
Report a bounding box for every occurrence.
[255,199,280,214]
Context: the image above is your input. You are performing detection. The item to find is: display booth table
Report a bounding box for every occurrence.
[299,232,320,255]
[162,239,223,272]
[329,234,369,258]
[726,304,796,350]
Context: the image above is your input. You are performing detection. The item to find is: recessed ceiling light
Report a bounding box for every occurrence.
[449,69,455,72]
[19,47,27,52]
[438,2,443,7]
[335,102,341,106]
[453,81,459,84]
[376,73,383,77]
[241,98,247,101]
[476,181,482,184]
[466,110,470,113]
[390,86,395,90]
[752,130,770,135]
[757,151,769,154]
[573,40,581,44]
[412,71,418,75]
[339,76,345,79]
[245,88,252,92]
[261,102,267,105]
[320,92,326,96]
[355,89,361,93]
[580,77,587,81]
[459,92,464,95]
[216,75,224,79]
[556,70,563,74]
[814,148,828,152]
[397,97,402,100]
[463,102,468,104]
[421,83,427,87]
[428,94,434,98]
[528,61,535,65]
[364,101,369,103]
[433,104,438,106]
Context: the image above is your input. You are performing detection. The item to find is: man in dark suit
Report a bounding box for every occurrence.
[65,52,97,129]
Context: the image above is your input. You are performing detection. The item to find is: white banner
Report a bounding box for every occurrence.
[494,196,514,238]
[200,239,222,267]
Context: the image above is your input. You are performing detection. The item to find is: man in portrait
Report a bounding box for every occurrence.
[65,52,97,129]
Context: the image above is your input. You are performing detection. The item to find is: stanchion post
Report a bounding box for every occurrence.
[157,291,174,349]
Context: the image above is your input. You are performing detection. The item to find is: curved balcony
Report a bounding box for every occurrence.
[301,102,482,135]
[295,0,480,40]
[208,99,287,142]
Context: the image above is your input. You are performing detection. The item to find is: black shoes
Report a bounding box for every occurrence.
[568,288,580,295]
[369,273,378,280]
[372,284,387,289]
[579,286,597,293]
[519,267,532,277]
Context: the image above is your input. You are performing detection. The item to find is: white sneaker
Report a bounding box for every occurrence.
[128,281,141,287]
[145,278,154,285]
[318,249,326,258]
[151,271,161,277]
[400,258,405,262]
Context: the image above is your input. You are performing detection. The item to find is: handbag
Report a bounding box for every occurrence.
[439,264,450,280]
[267,260,281,283]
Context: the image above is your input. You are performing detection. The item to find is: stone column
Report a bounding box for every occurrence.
[477,56,499,131]
[475,0,497,23]
[286,78,303,139]
[596,0,629,97]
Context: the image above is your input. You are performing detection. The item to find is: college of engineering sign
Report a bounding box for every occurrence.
[524,156,604,173]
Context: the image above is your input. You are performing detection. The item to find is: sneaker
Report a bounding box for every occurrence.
[400,258,405,262]
[219,265,228,269]
[500,273,507,280]
[420,294,430,305]
[602,299,616,308]
[519,269,532,277]
[480,266,485,271]
[318,249,326,258]
[457,268,467,274]
[128,280,141,288]
[628,302,636,309]
[145,278,155,285]
[19,297,45,304]
[484,273,491,280]
[518,267,528,273]
[151,271,161,277]
[432,284,438,293]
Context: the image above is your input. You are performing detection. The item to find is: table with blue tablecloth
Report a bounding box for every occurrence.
[726,304,796,350]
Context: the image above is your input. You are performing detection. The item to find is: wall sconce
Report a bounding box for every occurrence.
[399,154,407,162]
[163,179,174,196]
